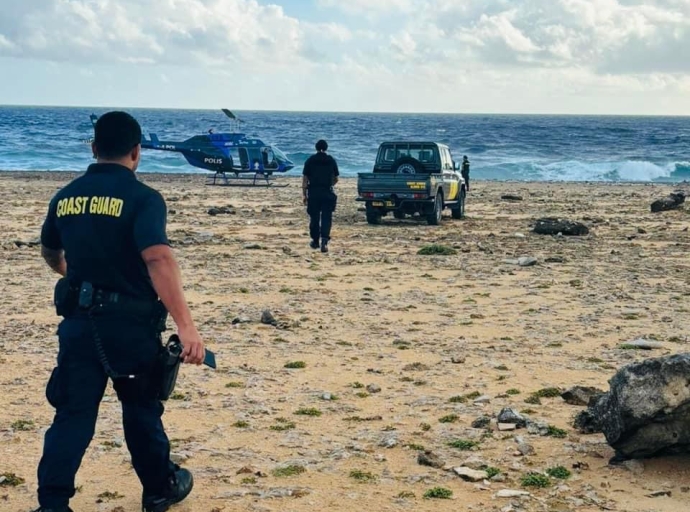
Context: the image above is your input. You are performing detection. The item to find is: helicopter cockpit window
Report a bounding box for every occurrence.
[271,146,289,163]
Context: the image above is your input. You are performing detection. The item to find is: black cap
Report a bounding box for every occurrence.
[94,111,142,160]
[316,139,328,152]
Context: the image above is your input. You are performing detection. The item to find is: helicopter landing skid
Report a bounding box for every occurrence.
[205,171,289,188]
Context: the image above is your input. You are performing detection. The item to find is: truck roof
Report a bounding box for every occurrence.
[379,141,449,148]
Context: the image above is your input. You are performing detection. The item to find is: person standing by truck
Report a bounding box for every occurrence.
[302,139,339,253]
[461,155,470,192]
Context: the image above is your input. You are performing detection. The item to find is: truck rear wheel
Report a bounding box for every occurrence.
[393,211,405,220]
[451,189,466,219]
[427,192,443,225]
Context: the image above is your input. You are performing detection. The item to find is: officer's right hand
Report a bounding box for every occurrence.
[179,325,205,365]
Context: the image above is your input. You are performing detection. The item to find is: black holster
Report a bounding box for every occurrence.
[53,277,78,317]
[156,335,183,400]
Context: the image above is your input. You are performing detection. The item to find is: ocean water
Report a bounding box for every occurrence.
[0,105,688,182]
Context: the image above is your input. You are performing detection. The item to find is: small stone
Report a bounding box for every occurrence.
[261,310,277,326]
[473,395,491,405]
[517,257,537,267]
[451,356,466,364]
[495,489,531,498]
[379,436,398,448]
[472,416,491,429]
[498,408,526,428]
[366,384,382,394]
[417,450,444,469]
[459,456,487,470]
[516,442,535,456]
[237,465,261,475]
[621,459,645,475]
[647,490,671,497]
[561,386,605,406]
[620,339,664,350]
[498,423,517,431]
[501,195,523,201]
[453,467,488,482]
[232,316,251,325]
[170,452,190,464]
[243,243,263,250]
[321,393,333,401]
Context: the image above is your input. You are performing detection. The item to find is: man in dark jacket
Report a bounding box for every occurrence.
[461,155,470,192]
[302,139,339,253]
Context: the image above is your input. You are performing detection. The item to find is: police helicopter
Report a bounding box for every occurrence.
[86,109,294,187]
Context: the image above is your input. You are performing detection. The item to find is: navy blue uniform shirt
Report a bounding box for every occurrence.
[40,163,169,300]
[303,152,339,190]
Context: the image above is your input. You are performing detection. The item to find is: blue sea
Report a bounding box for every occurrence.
[0,105,688,182]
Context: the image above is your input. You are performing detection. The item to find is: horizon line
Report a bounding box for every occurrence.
[1,102,689,118]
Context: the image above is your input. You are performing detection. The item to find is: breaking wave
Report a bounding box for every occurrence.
[472,161,690,183]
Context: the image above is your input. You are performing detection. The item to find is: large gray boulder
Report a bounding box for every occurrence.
[574,353,690,462]
[651,192,685,213]
[533,218,589,236]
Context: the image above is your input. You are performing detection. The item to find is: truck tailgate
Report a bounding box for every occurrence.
[357,173,432,197]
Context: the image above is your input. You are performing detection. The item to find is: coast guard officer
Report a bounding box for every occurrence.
[302,139,339,253]
[34,111,204,512]
[461,155,470,192]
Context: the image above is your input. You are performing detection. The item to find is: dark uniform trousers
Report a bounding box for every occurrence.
[307,187,337,243]
[37,311,175,508]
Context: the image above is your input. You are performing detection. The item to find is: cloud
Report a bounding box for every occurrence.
[317,0,414,15]
[402,0,690,74]
[2,0,690,114]
[0,0,312,70]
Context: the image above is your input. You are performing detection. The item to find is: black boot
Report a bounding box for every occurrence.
[142,466,193,512]
[309,239,319,250]
[321,239,329,253]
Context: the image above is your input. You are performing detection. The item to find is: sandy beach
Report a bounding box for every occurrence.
[2,171,690,512]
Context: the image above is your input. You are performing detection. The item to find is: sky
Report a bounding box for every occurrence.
[1,0,690,115]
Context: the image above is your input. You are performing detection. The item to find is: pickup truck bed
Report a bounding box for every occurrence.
[357,172,465,225]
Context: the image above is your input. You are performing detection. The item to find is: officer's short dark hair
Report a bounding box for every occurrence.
[316,139,328,152]
[94,111,142,159]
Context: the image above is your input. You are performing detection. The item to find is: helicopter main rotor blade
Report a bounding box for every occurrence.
[221,108,243,123]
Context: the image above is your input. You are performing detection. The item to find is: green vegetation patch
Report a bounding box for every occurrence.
[423,487,453,499]
[350,470,378,483]
[521,472,551,488]
[447,439,479,450]
[294,407,322,417]
[284,361,306,369]
[0,472,25,487]
[272,465,306,477]
[546,466,572,479]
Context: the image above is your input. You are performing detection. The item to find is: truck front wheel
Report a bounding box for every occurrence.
[427,192,443,225]
[451,189,466,219]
